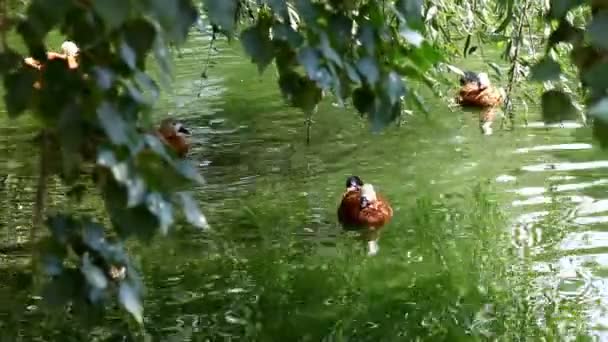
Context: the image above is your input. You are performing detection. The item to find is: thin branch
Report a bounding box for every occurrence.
[503,0,530,128]
[31,130,49,274]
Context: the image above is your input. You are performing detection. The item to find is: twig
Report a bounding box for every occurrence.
[197,32,217,97]
[31,130,49,275]
[503,0,530,129]
[0,0,8,52]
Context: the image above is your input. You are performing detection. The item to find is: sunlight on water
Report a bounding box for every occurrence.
[576,199,608,216]
[525,121,584,129]
[2,30,608,340]
[514,143,593,154]
[522,161,608,172]
[509,179,608,196]
[512,195,594,207]
[560,231,608,251]
[573,216,608,226]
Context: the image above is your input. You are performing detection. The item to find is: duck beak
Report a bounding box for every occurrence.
[360,196,369,208]
[177,125,191,136]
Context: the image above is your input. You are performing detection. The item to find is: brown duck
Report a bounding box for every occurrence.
[338,176,393,255]
[456,72,505,135]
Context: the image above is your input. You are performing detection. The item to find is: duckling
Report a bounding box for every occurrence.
[338,176,393,255]
[155,118,192,158]
[456,71,505,135]
[23,40,80,70]
[23,41,80,89]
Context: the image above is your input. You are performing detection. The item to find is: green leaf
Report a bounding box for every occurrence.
[171,0,199,44]
[582,63,608,91]
[530,57,562,82]
[463,35,471,57]
[266,0,288,17]
[272,22,303,49]
[407,89,429,115]
[399,26,424,47]
[120,40,137,70]
[42,271,79,308]
[395,0,423,29]
[203,0,238,34]
[57,105,85,182]
[357,24,376,55]
[487,62,502,77]
[588,10,608,50]
[494,0,513,33]
[146,192,174,235]
[278,70,322,113]
[82,254,109,290]
[148,0,198,44]
[328,14,353,50]
[406,42,443,72]
[97,149,118,168]
[548,20,584,48]
[356,57,379,86]
[47,214,78,245]
[295,0,322,24]
[119,282,143,324]
[178,192,209,229]
[93,0,130,29]
[240,23,275,73]
[344,62,361,83]
[28,0,72,33]
[369,97,400,132]
[42,254,64,276]
[297,47,321,80]
[0,50,24,74]
[98,102,130,145]
[541,90,577,123]
[83,222,106,251]
[123,20,157,69]
[593,113,608,148]
[319,32,342,67]
[384,72,405,105]
[549,0,584,20]
[352,86,375,115]
[3,69,37,118]
[173,159,205,184]
[93,67,117,90]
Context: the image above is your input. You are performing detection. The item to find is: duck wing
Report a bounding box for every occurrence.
[358,195,393,229]
[456,83,484,106]
[476,87,504,107]
[338,190,362,228]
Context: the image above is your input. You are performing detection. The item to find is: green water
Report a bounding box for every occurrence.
[1,31,607,340]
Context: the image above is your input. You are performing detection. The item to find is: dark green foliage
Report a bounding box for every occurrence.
[216,0,434,126]
[0,0,204,324]
[4,0,608,329]
[541,90,578,123]
[530,57,562,82]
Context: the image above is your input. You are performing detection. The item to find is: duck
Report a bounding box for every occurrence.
[337,176,393,255]
[24,40,80,70]
[155,118,192,158]
[23,41,80,89]
[456,71,505,135]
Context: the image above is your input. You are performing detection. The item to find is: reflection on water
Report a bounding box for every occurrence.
[1,31,607,339]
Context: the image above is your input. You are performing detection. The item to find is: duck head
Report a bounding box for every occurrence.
[61,41,79,57]
[345,175,363,192]
[360,183,377,208]
[159,118,191,137]
[459,71,480,86]
[477,72,491,88]
[173,121,192,136]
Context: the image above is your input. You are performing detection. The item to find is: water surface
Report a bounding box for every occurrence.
[0,31,606,340]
